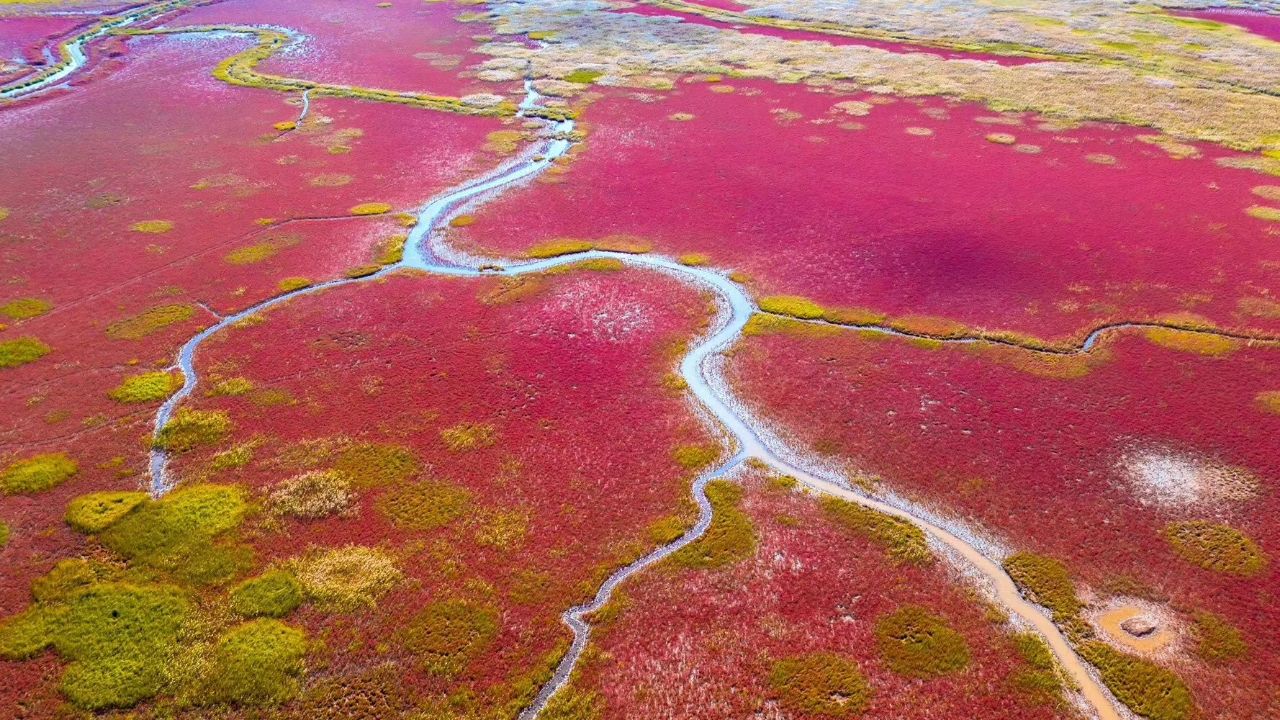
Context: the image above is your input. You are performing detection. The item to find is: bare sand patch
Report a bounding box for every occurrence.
[1118,446,1258,511]
[1090,599,1179,656]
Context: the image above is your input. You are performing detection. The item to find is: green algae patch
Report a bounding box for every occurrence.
[875,605,971,678]
[769,652,872,717]
[669,481,756,570]
[1163,520,1267,577]
[1079,641,1194,720]
[0,297,52,320]
[153,408,232,452]
[230,571,304,618]
[2,452,77,495]
[0,582,188,710]
[65,491,148,533]
[1190,611,1247,665]
[106,303,195,340]
[820,496,931,566]
[440,421,497,451]
[293,545,401,612]
[379,479,471,531]
[203,619,306,706]
[1003,553,1081,622]
[333,442,419,488]
[0,336,51,368]
[97,484,251,585]
[405,600,498,676]
[109,371,182,403]
[759,294,824,320]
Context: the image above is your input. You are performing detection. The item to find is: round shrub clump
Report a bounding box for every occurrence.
[404,600,499,676]
[153,409,233,452]
[1,452,78,495]
[109,371,181,404]
[294,546,401,611]
[65,491,148,533]
[204,619,307,706]
[769,652,872,717]
[0,336,52,368]
[379,479,471,531]
[874,605,971,678]
[230,570,304,618]
[1163,521,1267,577]
[0,297,52,320]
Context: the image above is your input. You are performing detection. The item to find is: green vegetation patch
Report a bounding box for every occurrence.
[404,600,499,676]
[153,408,232,452]
[1079,641,1194,720]
[97,484,251,585]
[1003,553,1081,621]
[769,652,872,717]
[759,294,824,320]
[564,69,603,84]
[203,619,306,706]
[378,479,471,531]
[230,570,304,618]
[669,481,757,569]
[541,688,605,720]
[0,582,188,710]
[1190,611,1247,664]
[106,304,194,340]
[1,452,78,495]
[65,491,148,533]
[333,442,419,488]
[440,422,497,451]
[293,545,401,611]
[0,521,8,548]
[207,376,254,397]
[0,297,52,320]
[1009,632,1064,707]
[1163,520,1267,577]
[874,605,971,678]
[269,470,352,519]
[109,371,182,403]
[820,496,930,565]
[0,336,51,368]
[672,442,719,471]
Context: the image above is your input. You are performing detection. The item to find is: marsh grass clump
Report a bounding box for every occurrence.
[153,409,232,452]
[376,234,407,264]
[1245,205,1280,222]
[820,496,931,565]
[769,652,872,717]
[229,571,304,618]
[758,294,825,320]
[1144,327,1238,356]
[207,376,254,397]
[1252,185,1280,202]
[224,236,296,265]
[672,443,719,471]
[1003,553,1082,622]
[1189,611,1247,664]
[349,202,392,216]
[65,491,147,533]
[0,581,188,710]
[203,619,306,706]
[0,336,51,368]
[1009,632,1065,707]
[1163,520,1267,577]
[130,219,173,234]
[1079,641,1194,720]
[293,546,401,611]
[404,600,498,676]
[669,481,756,569]
[270,470,352,519]
[378,479,471,531]
[540,688,605,720]
[278,277,312,293]
[526,239,595,258]
[97,484,252,586]
[109,371,181,403]
[0,297,52,320]
[333,442,419,488]
[874,605,971,678]
[2,452,77,495]
[440,422,496,452]
[0,521,8,548]
[106,304,194,340]
[286,663,414,719]
[563,69,603,84]
[474,507,530,550]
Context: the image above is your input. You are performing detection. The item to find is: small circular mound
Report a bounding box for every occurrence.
[769,652,872,717]
[1163,521,1267,577]
[1,452,77,495]
[986,132,1017,145]
[874,605,971,678]
[269,470,352,519]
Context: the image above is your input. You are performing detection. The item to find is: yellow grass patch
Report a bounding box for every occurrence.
[106,304,195,341]
[1251,186,1280,202]
[1255,391,1280,415]
[349,202,392,216]
[130,220,173,234]
[1244,205,1280,222]
[1143,327,1238,356]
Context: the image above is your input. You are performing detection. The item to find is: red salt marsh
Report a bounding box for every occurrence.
[728,323,1280,719]
[565,468,1072,720]
[455,78,1280,344]
[1174,8,1280,43]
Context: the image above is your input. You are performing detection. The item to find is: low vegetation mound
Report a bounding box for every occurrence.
[874,605,971,678]
[1163,520,1267,577]
[1009,632,1064,708]
[1,452,78,495]
[0,297,52,320]
[109,371,181,403]
[332,442,419,488]
[153,409,232,452]
[379,480,471,531]
[1003,553,1082,621]
[1190,611,1247,665]
[405,600,499,676]
[820,496,931,565]
[439,422,497,452]
[203,619,307,706]
[269,470,353,519]
[106,304,194,340]
[768,652,872,717]
[669,481,757,569]
[1079,641,1195,720]
[0,336,52,368]
[65,491,147,533]
[229,570,304,618]
[293,546,401,611]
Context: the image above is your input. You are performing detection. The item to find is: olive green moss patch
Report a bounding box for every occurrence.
[874,605,971,678]
[1,452,77,495]
[229,570,304,618]
[203,619,307,706]
[153,409,232,452]
[1190,611,1247,664]
[1079,641,1194,720]
[379,479,472,531]
[1003,553,1081,622]
[109,371,182,403]
[0,582,188,710]
[106,304,194,340]
[769,652,872,717]
[405,600,498,676]
[65,491,148,533]
[0,297,52,320]
[1163,521,1267,577]
[820,496,931,566]
[0,336,51,368]
[668,481,756,570]
[332,442,419,488]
